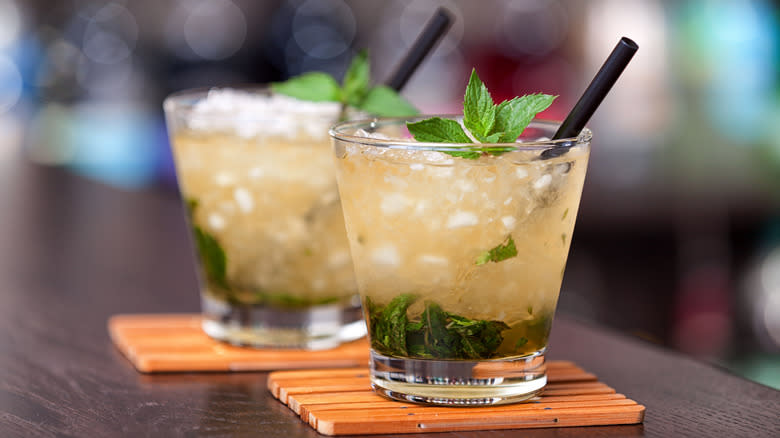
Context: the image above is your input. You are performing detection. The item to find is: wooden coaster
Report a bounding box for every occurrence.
[109,314,369,373]
[268,362,645,436]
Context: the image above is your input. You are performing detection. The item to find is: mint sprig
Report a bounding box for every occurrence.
[268,72,342,102]
[271,50,418,117]
[185,198,229,290]
[342,50,370,107]
[407,69,556,159]
[475,235,518,265]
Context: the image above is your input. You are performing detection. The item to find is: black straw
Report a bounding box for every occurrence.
[552,37,638,140]
[385,7,453,91]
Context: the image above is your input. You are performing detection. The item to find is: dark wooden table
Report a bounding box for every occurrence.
[1,158,778,437]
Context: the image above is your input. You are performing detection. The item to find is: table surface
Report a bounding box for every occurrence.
[1,159,778,438]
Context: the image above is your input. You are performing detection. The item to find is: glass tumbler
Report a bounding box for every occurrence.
[164,87,364,349]
[331,117,591,404]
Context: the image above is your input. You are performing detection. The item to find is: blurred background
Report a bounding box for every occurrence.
[1,0,778,387]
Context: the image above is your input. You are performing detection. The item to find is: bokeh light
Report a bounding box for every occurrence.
[0,0,22,49]
[167,0,247,61]
[0,55,23,113]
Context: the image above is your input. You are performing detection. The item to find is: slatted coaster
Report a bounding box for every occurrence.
[268,362,645,436]
[108,314,370,373]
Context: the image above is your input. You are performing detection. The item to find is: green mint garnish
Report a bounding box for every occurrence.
[359,85,418,117]
[268,72,341,102]
[193,226,229,290]
[271,50,417,117]
[494,93,557,143]
[475,235,518,265]
[368,295,510,359]
[402,117,480,159]
[463,68,497,141]
[367,293,417,356]
[342,50,370,107]
[407,69,556,159]
[186,198,229,290]
[403,117,472,143]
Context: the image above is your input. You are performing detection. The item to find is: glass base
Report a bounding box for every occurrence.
[370,349,547,406]
[200,294,366,350]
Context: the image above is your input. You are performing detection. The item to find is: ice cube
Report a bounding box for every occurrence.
[214,172,235,186]
[328,250,351,268]
[454,179,476,193]
[371,245,401,268]
[248,167,264,179]
[413,200,428,216]
[501,216,517,230]
[429,166,455,178]
[383,175,409,189]
[409,163,425,171]
[354,129,390,140]
[533,174,552,189]
[234,187,254,213]
[420,151,454,164]
[208,213,226,230]
[417,254,449,266]
[516,168,529,179]
[446,211,479,229]
[380,193,412,215]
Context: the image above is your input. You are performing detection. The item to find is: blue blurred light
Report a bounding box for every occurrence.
[67,104,161,189]
[679,0,778,144]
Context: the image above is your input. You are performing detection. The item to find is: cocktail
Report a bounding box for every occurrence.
[331,69,592,404]
[163,47,420,349]
[164,88,366,349]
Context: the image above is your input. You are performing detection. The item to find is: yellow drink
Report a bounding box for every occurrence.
[165,89,363,348]
[331,117,591,403]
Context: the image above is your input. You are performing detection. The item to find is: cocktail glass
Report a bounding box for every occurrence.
[331,117,591,404]
[164,88,365,349]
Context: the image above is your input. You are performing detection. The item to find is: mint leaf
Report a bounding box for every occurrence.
[186,197,229,290]
[476,132,502,143]
[342,49,370,106]
[370,293,417,356]
[193,224,229,290]
[406,117,472,143]
[360,85,418,117]
[407,68,555,158]
[462,69,496,138]
[475,235,518,265]
[406,117,482,159]
[369,296,512,359]
[272,52,419,117]
[443,150,482,160]
[271,72,342,102]
[494,93,556,143]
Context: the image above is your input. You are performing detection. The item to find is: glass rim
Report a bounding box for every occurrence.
[329,117,591,151]
[162,85,343,122]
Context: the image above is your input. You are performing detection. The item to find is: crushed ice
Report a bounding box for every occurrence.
[186,89,341,139]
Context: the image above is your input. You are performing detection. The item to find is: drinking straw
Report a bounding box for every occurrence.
[552,37,639,141]
[385,7,453,91]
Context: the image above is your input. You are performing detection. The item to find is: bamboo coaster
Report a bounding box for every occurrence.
[268,362,645,436]
[109,314,369,373]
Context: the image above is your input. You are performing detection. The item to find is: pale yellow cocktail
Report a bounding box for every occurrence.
[332,117,591,404]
